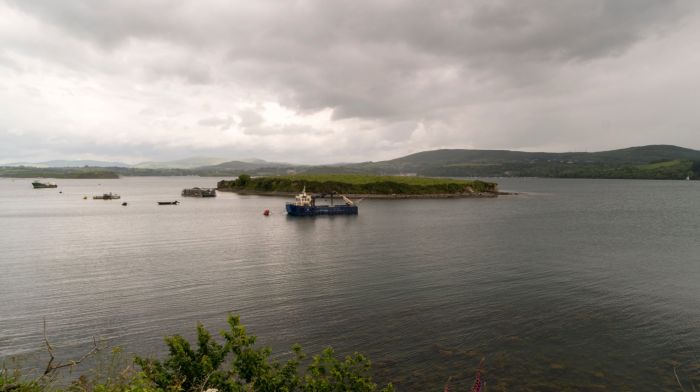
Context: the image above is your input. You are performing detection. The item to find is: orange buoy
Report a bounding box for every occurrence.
[263,209,270,216]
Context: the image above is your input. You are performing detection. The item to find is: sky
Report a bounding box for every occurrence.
[1,0,700,164]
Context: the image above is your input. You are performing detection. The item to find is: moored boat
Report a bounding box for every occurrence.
[286,187,358,216]
[93,193,120,200]
[32,181,57,189]
[157,201,179,205]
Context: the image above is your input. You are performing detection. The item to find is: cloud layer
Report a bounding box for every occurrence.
[1,0,699,163]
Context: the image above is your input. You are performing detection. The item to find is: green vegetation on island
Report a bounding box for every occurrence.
[1,315,393,392]
[217,174,498,196]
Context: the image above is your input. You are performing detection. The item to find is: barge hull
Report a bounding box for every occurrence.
[286,204,358,216]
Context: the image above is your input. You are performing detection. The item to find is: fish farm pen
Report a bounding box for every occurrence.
[182,187,217,197]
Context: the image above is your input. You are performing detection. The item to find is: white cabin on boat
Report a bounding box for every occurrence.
[294,187,314,206]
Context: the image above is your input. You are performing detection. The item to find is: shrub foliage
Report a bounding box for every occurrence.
[2,315,392,392]
[136,315,393,392]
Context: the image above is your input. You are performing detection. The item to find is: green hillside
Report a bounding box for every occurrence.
[342,145,700,179]
[388,145,700,166]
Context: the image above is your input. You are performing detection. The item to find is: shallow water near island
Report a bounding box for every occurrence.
[1,176,700,390]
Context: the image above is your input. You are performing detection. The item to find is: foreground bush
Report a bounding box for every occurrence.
[1,315,393,392]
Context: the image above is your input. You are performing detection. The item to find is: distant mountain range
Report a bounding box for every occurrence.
[132,157,231,169]
[2,157,282,170]
[3,159,130,168]
[2,145,700,180]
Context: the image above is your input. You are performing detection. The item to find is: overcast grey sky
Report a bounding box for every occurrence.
[1,0,699,164]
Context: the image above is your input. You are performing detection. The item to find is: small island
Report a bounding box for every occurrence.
[217,174,499,198]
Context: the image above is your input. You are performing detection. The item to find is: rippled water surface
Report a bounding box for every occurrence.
[1,177,699,390]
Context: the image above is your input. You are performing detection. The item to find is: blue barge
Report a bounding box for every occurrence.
[286,188,358,216]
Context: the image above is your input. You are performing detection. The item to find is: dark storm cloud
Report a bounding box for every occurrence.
[2,0,699,163]
[5,0,692,118]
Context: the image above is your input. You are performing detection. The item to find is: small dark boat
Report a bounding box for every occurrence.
[121,202,128,206]
[93,193,120,200]
[32,181,57,189]
[158,201,179,205]
[263,209,270,216]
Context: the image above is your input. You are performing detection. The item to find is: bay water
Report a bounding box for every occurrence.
[1,177,699,390]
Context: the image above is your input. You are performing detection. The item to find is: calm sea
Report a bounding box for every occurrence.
[1,176,699,390]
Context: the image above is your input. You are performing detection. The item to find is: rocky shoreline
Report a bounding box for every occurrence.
[217,188,515,199]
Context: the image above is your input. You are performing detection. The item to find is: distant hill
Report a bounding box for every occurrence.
[2,160,129,168]
[132,157,288,170]
[193,159,295,176]
[3,145,700,180]
[0,156,294,177]
[381,145,700,167]
[203,160,281,170]
[342,145,700,179]
[133,157,231,169]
